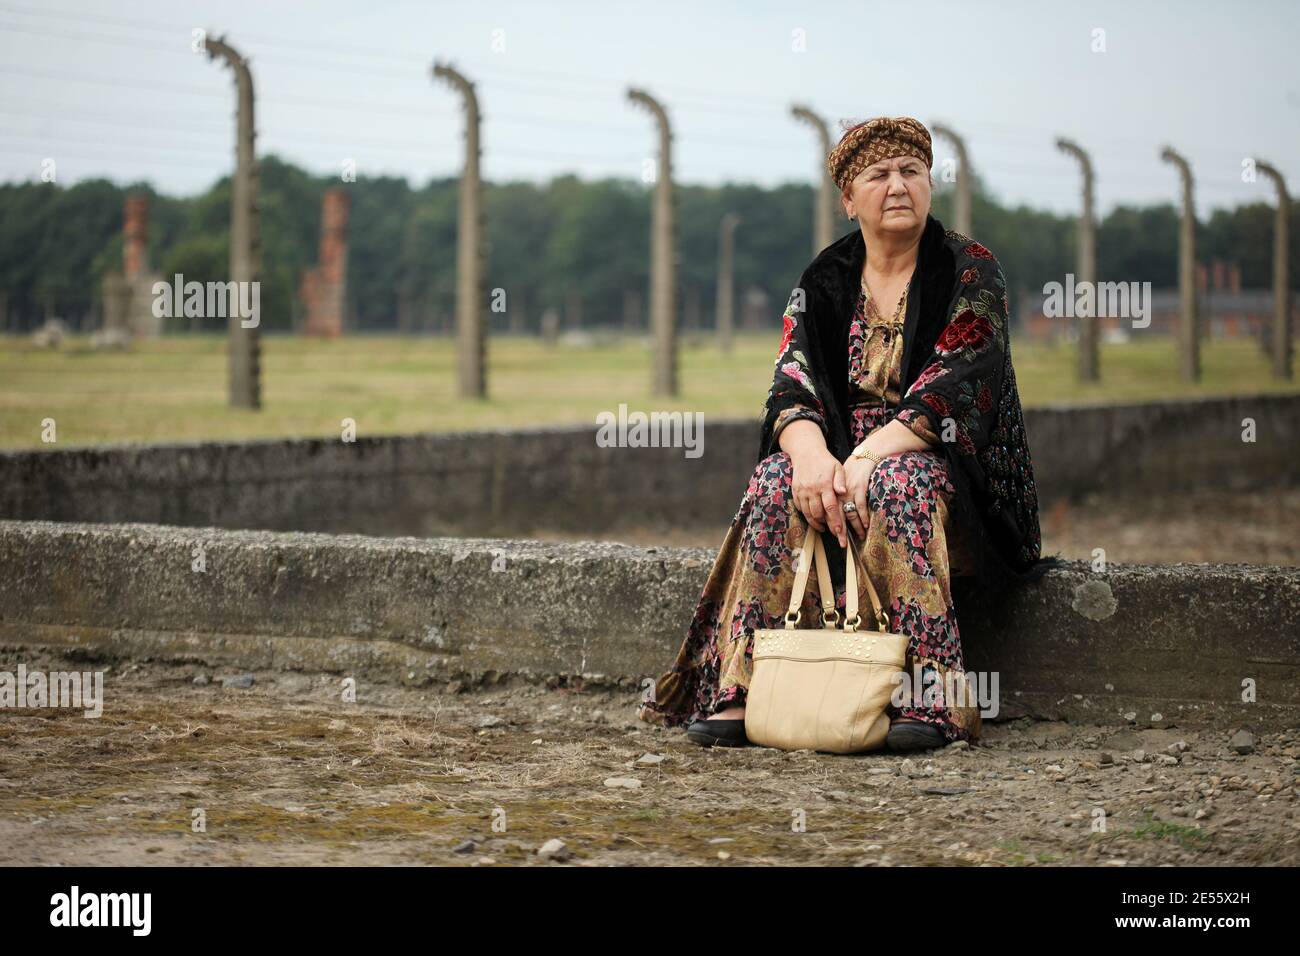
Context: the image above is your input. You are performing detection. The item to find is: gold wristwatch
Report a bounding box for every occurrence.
[851,445,885,466]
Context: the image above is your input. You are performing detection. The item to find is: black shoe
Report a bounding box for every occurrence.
[685,717,751,748]
[886,718,946,751]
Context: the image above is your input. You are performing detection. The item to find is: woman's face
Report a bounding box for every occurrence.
[841,155,932,239]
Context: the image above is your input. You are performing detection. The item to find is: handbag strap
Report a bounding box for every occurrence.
[812,530,838,626]
[840,530,891,632]
[782,521,889,632]
[783,524,819,627]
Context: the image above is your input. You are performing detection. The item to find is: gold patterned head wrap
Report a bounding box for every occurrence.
[827,116,933,192]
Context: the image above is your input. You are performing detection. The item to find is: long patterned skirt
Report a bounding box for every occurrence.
[637,404,983,744]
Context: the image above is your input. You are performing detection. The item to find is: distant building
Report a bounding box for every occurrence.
[299,189,350,338]
[100,194,162,338]
[741,286,771,332]
[1018,258,1296,345]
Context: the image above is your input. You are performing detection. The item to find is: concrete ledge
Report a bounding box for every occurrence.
[1,393,1296,537]
[3,520,1298,727]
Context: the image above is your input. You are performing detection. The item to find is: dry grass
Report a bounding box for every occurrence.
[3,332,1295,449]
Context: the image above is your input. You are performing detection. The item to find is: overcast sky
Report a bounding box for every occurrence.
[1,0,1296,218]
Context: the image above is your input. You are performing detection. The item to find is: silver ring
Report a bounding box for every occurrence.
[842,502,857,514]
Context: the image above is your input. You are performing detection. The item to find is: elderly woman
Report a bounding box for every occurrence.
[637,116,1046,751]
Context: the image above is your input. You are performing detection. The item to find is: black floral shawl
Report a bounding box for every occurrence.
[757,213,1053,596]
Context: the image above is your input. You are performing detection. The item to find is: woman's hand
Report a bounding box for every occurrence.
[841,455,874,539]
[790,447,850,548]
[840,420,935,538]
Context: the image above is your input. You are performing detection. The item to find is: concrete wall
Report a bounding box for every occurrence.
[1,393,1296,539]
[1026,391,1296,502]
[3,520,1298,727]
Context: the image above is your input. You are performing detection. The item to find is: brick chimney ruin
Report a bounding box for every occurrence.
[100,193,162,338]
[300,188,350,338]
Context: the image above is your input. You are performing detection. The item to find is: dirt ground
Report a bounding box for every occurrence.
[2,652,1296,866]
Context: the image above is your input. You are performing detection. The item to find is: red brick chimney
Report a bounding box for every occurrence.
[123,193,149,280]
[301,188,350,338]
[319,189,348,287]
[1211,259,1226,291]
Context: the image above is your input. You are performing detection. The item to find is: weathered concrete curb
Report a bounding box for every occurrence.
[1,393,1295,537]
[2,520,1297,728]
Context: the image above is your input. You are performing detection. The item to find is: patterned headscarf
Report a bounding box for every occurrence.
[827,116,933,192]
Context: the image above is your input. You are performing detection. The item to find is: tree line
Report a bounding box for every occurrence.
[1,156,1295,333]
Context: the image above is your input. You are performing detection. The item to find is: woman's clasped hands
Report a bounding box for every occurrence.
[789,445,875,547]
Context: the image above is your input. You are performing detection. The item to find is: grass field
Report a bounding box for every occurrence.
[3,332,1296,449]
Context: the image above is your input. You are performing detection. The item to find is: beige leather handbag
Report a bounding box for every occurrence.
[744,522,909,754]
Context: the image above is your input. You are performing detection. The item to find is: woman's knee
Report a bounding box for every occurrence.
[867,451,940,511]
[742,453,797,571]
[749,451,793,511]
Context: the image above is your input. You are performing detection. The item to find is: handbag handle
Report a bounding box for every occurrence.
[782,520,889,633]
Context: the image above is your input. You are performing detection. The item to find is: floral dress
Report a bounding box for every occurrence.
[637,278,984,743]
